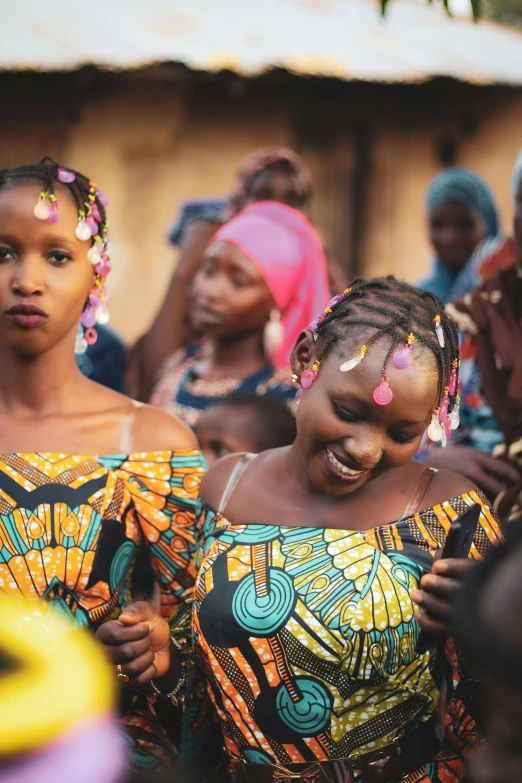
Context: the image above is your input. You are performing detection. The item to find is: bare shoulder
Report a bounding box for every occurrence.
[132,403,198,452]
[423,468,480,508]
[199,453,249,509]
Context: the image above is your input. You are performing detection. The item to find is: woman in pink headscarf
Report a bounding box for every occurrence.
[150,201,329,426]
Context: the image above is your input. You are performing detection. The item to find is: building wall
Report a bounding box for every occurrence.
[1,72,521,343]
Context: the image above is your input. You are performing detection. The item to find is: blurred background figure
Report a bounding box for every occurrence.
[420,167,499,304]
[131,146,317,402]
[149,200,329,425]
[0,599,125,783]
[77,323,128,393]
[128,147,344,400]
[437,150,522,509]
[454,520,522,783]
[224,146,312,218]
[194,393,297,466]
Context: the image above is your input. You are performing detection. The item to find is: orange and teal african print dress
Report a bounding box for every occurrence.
[0,450,206,764]
[191,490,501,782]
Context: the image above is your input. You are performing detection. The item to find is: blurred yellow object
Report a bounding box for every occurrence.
[0,599,115,757]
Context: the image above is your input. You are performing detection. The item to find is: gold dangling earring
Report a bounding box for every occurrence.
[263,309,283,364]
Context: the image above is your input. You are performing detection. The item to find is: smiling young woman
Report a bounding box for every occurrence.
[106,276,503,782]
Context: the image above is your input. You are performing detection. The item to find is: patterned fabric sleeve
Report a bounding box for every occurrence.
[113,451,207,771]
[115,449,206,620]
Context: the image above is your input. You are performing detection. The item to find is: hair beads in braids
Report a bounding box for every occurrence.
[309,276,460,441]
[0,157,112,352]
[0,157,109,243]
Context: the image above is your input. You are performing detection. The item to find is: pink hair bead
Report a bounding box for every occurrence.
[301,361,321,389]
[373,375,393,406]
[301,369,317,389]
[392,345,412,369]
[80,307,96,329]
[57,168,75,184]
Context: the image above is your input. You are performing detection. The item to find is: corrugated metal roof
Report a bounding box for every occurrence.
[2,0,522,84]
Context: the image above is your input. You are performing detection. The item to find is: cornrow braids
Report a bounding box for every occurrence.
[311,276,460,433]
[0,157,109,236]
[0,157,112,353]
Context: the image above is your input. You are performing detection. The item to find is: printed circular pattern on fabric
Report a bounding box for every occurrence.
[276,677,332,735]
[242,748,275,764]
[232,569,296,636]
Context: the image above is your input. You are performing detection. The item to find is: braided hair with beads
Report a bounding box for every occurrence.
[304,276,460,446]
[0,156,112,353]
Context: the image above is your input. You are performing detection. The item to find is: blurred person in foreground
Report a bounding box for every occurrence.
[435,152,522,514]
[0,598,124,783]
[420,167,499,304]
[149,200,329,426]
[453,519,522,783]
[130,147,344,402]
[194,393,297,467]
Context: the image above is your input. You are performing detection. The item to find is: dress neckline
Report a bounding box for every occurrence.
[202,488,486,537]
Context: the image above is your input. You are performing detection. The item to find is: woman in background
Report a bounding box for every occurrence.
[426,157,522,501]
[420,167,499,304]
[150,200,329,425]
[131,148,313,402]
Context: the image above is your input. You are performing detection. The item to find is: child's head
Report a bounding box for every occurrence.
[0,157,110,360]
[291,276,459,497]
[195,393,296,466]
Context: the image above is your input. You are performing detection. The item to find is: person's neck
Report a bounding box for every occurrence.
[208,331,267,376]
[0,337,86,417]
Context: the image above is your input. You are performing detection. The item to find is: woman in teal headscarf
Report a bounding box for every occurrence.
[420,167,499,304]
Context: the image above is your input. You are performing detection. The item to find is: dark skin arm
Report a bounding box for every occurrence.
[133,219,221,402]
[424,444,520,501]
[96,405,198,690]
[411,468,485,635]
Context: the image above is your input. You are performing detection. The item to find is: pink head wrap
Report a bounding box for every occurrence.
[212,201,329,367]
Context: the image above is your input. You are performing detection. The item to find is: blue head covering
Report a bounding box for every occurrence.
[419,167,499,303]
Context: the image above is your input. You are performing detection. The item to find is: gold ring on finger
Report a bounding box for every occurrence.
[116,664,130,683]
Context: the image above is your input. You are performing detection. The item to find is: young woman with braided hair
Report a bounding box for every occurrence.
[107,275,502,782]
[0,158,206,772]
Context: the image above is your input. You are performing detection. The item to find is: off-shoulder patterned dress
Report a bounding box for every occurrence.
[0,447,206,765]
[189,479,501,783]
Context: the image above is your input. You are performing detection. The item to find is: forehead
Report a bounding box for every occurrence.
[430,201,479,222]
[321,339,439,421]
[251,166,298,191]
[205,240,261,278]
[0,180,78,225]
[196,404,254,434]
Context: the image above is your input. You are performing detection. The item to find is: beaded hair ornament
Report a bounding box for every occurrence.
[296,281,460,447]
[32,159,111,355]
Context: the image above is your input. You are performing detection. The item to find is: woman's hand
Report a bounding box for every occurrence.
[96,601,172,687]
[411,557,475,637]
[424,445,520,499]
